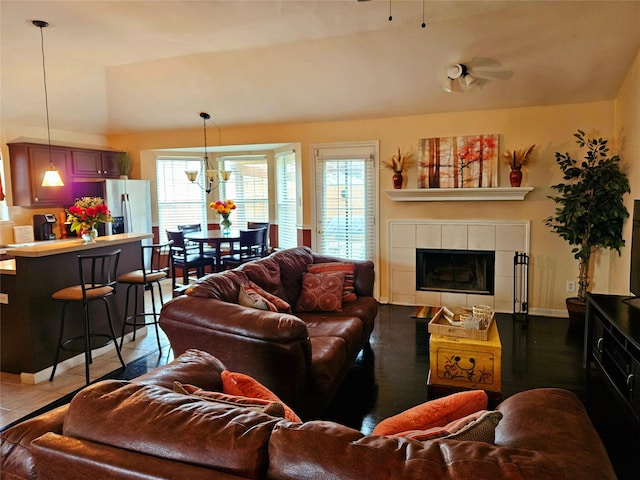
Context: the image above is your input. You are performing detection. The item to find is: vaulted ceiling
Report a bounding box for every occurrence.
[1,0,638,136]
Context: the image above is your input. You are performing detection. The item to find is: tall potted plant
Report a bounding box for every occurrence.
[545,130,630,324]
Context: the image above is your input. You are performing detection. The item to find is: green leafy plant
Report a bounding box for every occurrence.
[117,152,131,176]
[545,130,630,301]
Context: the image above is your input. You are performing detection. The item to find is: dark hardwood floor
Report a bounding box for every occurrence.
[321,305,639,480]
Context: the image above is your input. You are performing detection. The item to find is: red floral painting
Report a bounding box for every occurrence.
[418,134,499,188]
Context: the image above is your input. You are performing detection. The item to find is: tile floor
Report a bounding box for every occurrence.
[0,279,176,429]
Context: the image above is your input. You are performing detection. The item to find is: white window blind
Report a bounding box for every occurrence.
[276,150,297,249]
[218,155,269,227]
[156,157,207,237]
[314,145,376,261]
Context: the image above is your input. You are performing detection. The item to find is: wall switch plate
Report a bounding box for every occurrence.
[566,280,576,293]
[0,293,8,304]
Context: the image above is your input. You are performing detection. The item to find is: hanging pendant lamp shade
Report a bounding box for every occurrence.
[33,20,64,187]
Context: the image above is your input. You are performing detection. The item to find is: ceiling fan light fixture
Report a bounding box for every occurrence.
[462,73,477,87]
[442,77,454,93]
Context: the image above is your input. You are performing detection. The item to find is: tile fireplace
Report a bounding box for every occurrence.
[388,220,529,313]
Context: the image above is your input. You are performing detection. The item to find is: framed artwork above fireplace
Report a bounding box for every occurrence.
[418,134,499,189]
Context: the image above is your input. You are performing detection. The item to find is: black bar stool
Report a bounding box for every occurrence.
[50,249,126,384]
[117,241,171,353]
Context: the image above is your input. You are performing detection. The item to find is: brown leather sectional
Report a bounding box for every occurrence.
[159,246,378,419]
[1,349,616,480]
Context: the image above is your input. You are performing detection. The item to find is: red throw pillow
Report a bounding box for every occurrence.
[371,390,488,436]
[307,262,357,302]
[221,370,302,423]
[246,281,292,313]
[294,271,346,312]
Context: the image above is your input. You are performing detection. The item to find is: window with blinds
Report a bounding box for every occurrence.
[156,157,207,237]
[276,150,297,249]
[218,155,269,227]
[314,144,377,261]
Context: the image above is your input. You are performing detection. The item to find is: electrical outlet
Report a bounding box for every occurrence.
[0,293,8,304]
[566,280,576,293]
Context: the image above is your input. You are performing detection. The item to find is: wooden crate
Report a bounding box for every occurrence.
[428,307,495,341]
[429,321,502,393]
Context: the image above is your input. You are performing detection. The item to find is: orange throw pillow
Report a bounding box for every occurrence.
[221,370,302,423]
[371,390,488,436]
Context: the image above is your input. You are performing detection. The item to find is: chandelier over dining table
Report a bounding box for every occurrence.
[185,112,231,194]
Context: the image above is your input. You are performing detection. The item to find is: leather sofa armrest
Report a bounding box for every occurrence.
[496,388,616,479]
[32,433,234,480]
[133,349,227,391]
[1,405,68,480]
[160,295,309,342]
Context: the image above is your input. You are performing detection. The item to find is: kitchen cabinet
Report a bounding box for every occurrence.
[8,142,73,206]
[71,149,120,178]
[8,142,124,207]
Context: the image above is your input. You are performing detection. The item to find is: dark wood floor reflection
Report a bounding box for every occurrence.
[323,305,639,480]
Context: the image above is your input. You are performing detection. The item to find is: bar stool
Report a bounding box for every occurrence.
[50,249,126,384]
[118,241,171,353]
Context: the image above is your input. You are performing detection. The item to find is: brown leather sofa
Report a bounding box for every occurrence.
[1,349,616,480]
[159,246,378,419]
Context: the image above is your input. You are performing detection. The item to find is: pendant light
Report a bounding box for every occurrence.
[185,112,230,194]
[33,20,64,187]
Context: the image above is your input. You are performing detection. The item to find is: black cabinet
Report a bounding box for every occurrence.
[585,293,640,423]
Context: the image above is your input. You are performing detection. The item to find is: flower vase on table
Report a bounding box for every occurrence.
[220,215,232,235]
[211,199,237,236]
[65,196,113,244]
[81,226,98,244]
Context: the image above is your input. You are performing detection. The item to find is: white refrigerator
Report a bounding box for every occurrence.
[72,179,152,238]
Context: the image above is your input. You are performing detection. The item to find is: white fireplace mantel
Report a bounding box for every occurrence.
[385,187,534,202]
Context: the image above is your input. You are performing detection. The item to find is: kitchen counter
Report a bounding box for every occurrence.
[0,233,153,382]
[5,232,152,258]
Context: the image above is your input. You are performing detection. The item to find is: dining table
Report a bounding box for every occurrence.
[184,229,241,271]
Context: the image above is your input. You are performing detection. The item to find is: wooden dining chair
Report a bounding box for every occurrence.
[247,221,270,256]
[220,228,266,269]
[166,230,215,289]
[178,223,216,257]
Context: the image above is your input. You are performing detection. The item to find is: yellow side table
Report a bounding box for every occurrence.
[428,320,502,399]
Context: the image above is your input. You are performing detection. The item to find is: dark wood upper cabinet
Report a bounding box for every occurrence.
[71,150,120,178]
[8,142,124,207]
[8,143,73,207]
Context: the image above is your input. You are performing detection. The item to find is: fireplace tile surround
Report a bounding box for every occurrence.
[388,220,530,313]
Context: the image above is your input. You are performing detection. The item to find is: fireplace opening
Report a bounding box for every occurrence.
[416,249,495,295]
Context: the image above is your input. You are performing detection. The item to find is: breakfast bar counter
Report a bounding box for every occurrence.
[0,233,152,382]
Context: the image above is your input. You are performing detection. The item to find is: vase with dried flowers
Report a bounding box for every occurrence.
[383,148,414,189]
[503,144,535,187]
[66,196,113,243]
[210,199,237,235]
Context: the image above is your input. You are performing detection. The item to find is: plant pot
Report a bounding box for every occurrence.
[509,168,522,187]
[566,297,586,328]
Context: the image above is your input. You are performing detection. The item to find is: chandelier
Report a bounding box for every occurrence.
[185,112,230,194]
